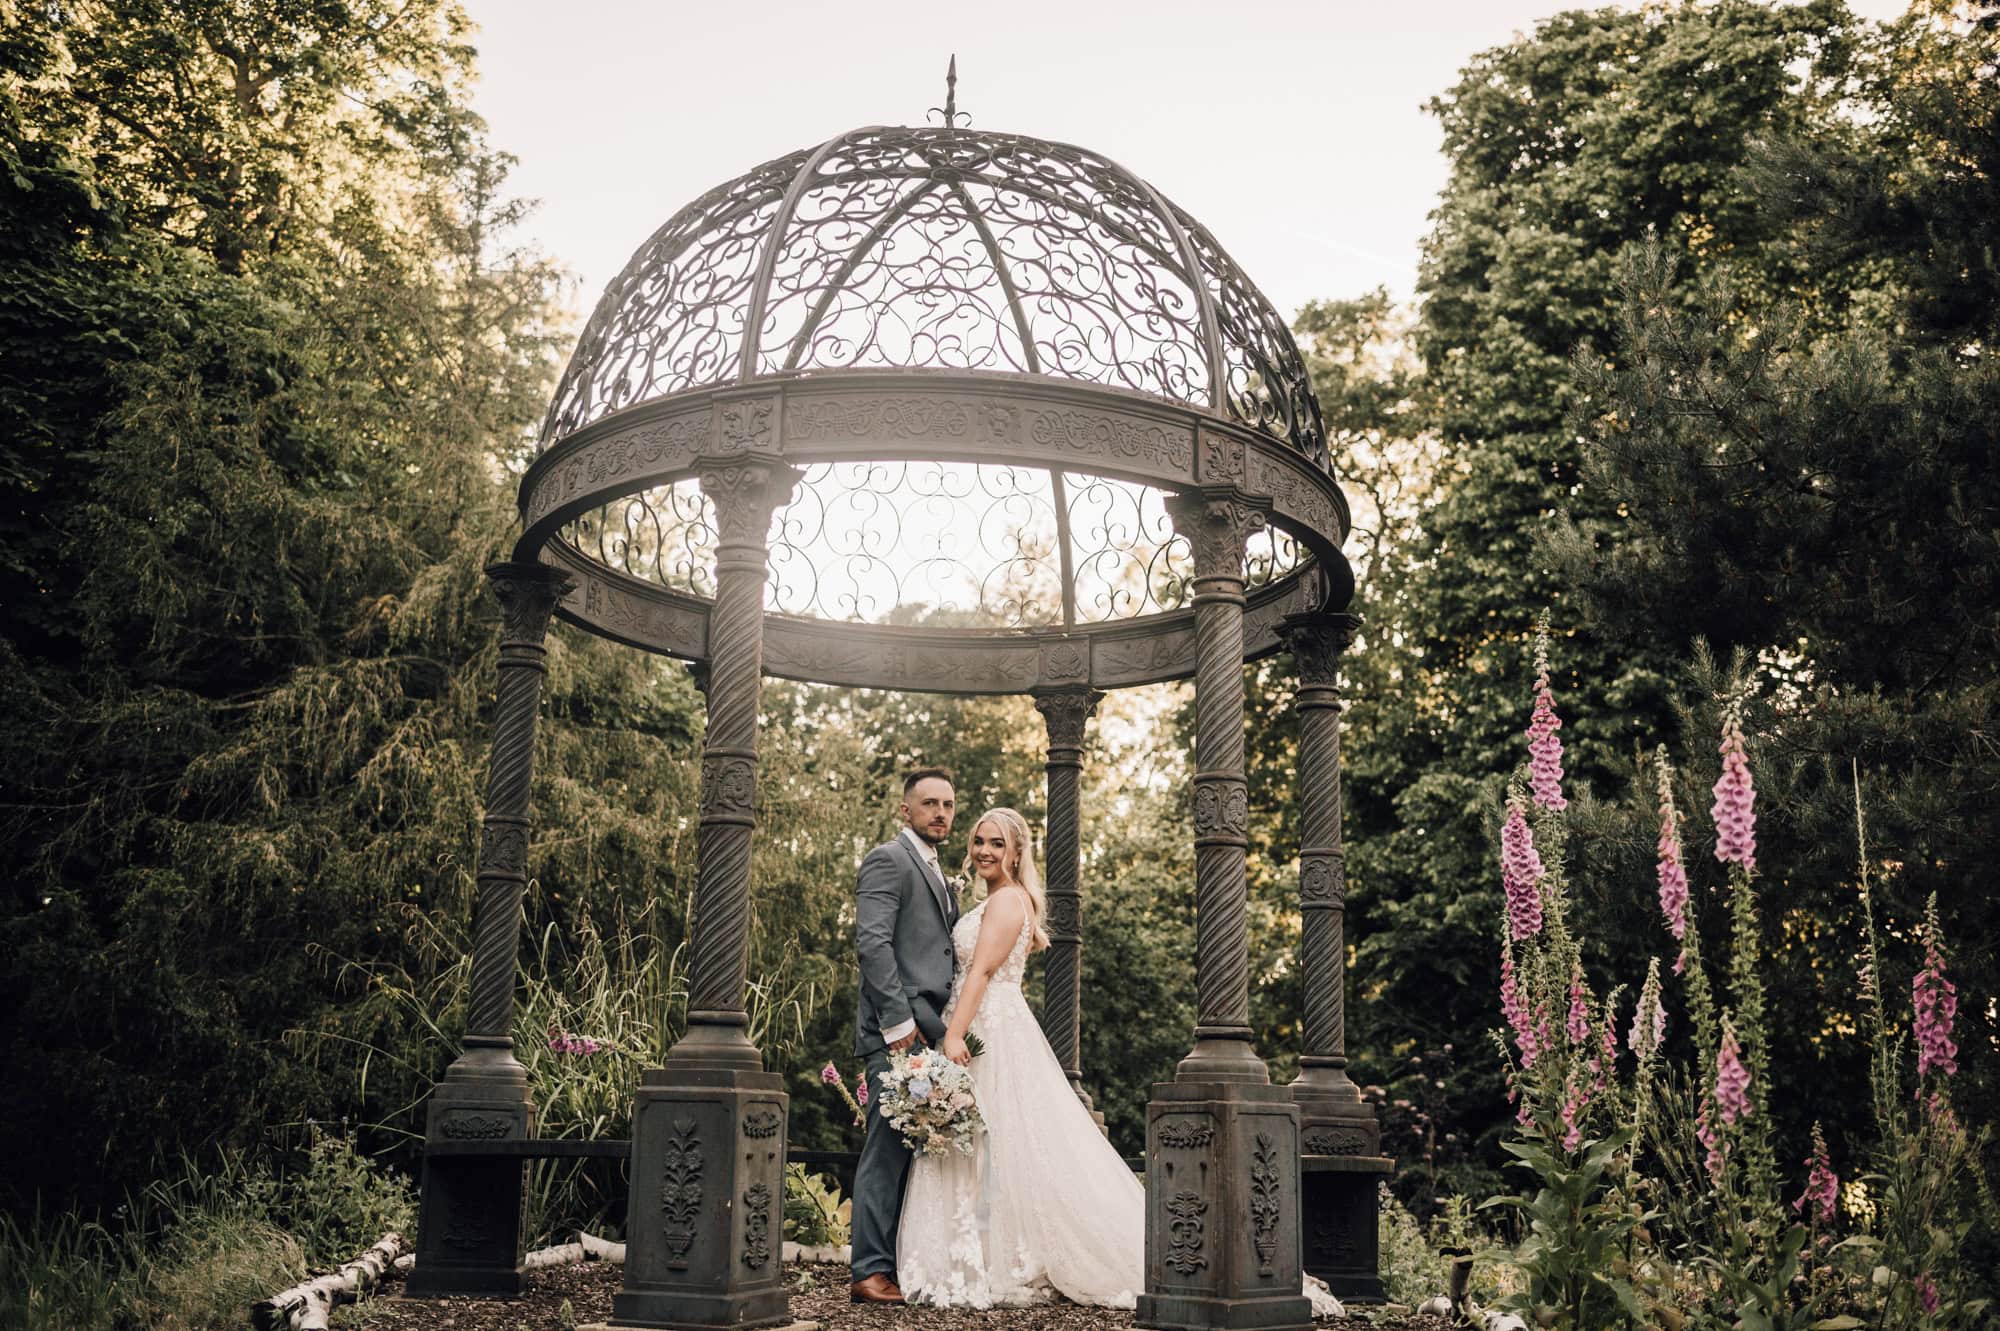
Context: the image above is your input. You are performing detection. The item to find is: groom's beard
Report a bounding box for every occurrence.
[910,825,950,848]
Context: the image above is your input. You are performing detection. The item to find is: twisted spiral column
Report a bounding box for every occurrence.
[1278,613,1366,1109]
[667,460,798,1071]
[456,563,573,1076]
[1164,492,1269,1085]
[1034,686,1103,1111]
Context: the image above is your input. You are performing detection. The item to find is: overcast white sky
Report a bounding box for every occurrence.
[468,1,1909,327]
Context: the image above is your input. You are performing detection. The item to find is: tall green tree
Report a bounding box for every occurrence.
[1540,0,1999,1180]
[1281,0,1869,1202]
[0,0,705,1213]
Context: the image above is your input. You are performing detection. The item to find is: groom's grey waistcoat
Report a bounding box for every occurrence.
[853,834,958,1057]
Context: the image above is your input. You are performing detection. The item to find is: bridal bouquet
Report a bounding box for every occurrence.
[876,1045,983,1157]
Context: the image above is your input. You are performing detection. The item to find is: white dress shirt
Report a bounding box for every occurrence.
[879,827,950,1047]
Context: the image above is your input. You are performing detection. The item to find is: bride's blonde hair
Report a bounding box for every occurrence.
[962,807,1050,952]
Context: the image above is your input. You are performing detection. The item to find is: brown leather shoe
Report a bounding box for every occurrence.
[850,1273,907,1304]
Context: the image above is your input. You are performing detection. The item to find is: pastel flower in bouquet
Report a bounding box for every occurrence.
[877,1045,984,1156]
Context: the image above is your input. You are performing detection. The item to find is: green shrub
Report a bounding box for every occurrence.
[782,1165,850,1248]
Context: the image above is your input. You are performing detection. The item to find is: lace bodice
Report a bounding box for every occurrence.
[952,893,1033,987]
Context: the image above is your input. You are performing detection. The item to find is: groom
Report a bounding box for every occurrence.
[849,766,960,1305]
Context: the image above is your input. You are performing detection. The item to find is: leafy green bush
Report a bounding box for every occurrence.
[782,1165,850,1249]
[0,1131,410,1331]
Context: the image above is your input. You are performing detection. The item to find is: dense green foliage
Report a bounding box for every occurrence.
[1292,0,1996,1212]
[1,1,1992,1321]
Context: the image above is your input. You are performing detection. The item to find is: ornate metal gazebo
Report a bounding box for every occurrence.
[411,94,1387,1331]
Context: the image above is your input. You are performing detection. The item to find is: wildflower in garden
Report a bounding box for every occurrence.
[1501,800,1544,941]
[1565,964,1590,1044]
[856,1076,870,1106]
[1912,911,1958,1081]
[547,1024,605,1055]
[1915,1273,1940,1317]
[1560,1087,1583,1152]
[1594,1000,1618,1092]
[1629,958,1666,1058]
[1711,706,1756,871]
[1793,1124,1838,1225]
[1655,751,1689,969]
[1696,1100,1725,1183]
[1527,622,1567,811]
[820,1061,841,1085]
[1500,945,1534,1062]
[1716,1019,1751,1124]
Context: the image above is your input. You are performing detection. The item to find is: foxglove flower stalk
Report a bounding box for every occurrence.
[1561,1092,1583,1152]
[1501,801,1545,941]
[1793,1124,1838,1225]
[1500,945,1534,1062]
[820,1061,842,1085]
[1711,708,1757,871]
[1913,917,1959,1081]
[1655,751,1690,964]
[1527,624,1568,811]
[1696,1100,1725,1183]
[1915,1274,1940,1317]
[1716,1019,1751,1124]
[1566,965,1590,1045]
[1629,959,1667,1058]
[1595,1001,1618,1091]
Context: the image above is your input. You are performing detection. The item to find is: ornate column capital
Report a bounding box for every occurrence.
[1034,686,1105,752]
[1164,490,1266,581]
[1278,611,1362,688]
[484,561,576,647]
[698,460,801,553]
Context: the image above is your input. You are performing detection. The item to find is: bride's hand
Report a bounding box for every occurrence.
[942,1033,972,1066]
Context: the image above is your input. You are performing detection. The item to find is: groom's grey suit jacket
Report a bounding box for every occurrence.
[853,832,959,1058]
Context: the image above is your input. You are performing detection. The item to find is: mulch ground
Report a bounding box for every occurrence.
[341,1262,1453,1331]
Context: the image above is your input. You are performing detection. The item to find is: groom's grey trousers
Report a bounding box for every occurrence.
[850,835,958,1281]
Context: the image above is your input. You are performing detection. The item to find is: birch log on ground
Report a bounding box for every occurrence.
[578,1230,625,1262]
[252,1231,406,1331]
[523,1239,587,1270]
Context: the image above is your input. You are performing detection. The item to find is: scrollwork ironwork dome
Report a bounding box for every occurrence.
[517,122,1352,695]
[540,125,1327,465]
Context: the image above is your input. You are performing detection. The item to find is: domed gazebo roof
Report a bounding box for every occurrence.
[516,120,1352,694]
[540,125,1327,467]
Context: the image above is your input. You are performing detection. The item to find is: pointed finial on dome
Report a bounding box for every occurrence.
[929,54,969,128]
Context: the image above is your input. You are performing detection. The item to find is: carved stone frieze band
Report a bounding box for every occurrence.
[1191,777,1249,839]
[1299,850,1345,907]
[699,754,758,822]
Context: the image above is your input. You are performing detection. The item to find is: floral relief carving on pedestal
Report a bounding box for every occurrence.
[1249,1133,1281,1276]
[659,1117,704,1268]
[1165,1190,1209,1276]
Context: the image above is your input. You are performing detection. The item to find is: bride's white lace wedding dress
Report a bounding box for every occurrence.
[897,896,1344,1317]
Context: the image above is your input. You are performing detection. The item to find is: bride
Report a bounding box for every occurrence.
[896,807,1344,1318]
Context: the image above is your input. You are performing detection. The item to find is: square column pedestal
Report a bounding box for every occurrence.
[1295,1109,1391,1302]
[593,1068,791,1331]
[406,1087,532,1296]
[1139,1083,1311,1331]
